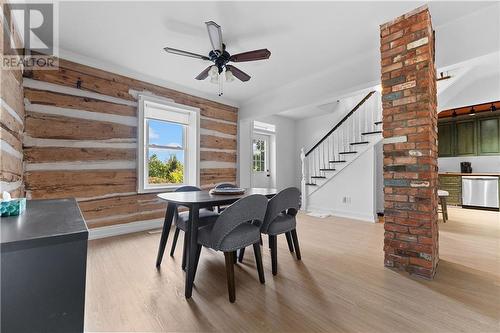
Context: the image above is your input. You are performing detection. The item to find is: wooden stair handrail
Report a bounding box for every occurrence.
[305,91,376,157]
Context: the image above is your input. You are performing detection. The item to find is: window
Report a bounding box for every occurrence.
[138,95,199,193]
[252,139,266,172]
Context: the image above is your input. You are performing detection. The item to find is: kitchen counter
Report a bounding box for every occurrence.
[439,172,500,176]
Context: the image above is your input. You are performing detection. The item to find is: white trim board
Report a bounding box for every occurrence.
[23,136,137,148]
[307,206,377,223]
[88,218,163,240]
[25,160,136,171]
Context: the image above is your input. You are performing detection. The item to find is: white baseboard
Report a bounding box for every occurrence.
[307,206,376,223]
[89,218,164,240]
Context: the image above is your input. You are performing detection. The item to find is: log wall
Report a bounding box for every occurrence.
[1,3,25,198]
[23,57,238,228]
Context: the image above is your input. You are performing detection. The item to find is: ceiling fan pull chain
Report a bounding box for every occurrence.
[219,73,223,96]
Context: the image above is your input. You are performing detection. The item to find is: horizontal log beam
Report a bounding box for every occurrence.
[25,112,136,140]
[78,193,166,221]
[25,88,137,117]
[200,118,237,136]
[200,135,237,150]
[25,169,137,199]
[200,150,237,163]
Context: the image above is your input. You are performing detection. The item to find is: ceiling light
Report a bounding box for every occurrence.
[210,75,219,84]
[209,65,218,78]
[469,106,475,116]
[491,103,497,112]
[225,69,235,82]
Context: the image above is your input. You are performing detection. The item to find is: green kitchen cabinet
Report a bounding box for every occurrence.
[438,114,500,157]
[438,175,462,205]
[478,117,500,155]
[438,123,454,157]
[455,120,476,156]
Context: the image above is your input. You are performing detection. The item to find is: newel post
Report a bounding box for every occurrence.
[300,148,307,211]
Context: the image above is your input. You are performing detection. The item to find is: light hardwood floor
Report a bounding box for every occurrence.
[85,208,500,332]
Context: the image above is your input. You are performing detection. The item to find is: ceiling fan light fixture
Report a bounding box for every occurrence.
[210,75,219,84]
[209,65,218,78]
[225,69,235,82]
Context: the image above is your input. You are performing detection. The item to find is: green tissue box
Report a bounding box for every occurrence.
[1,198,26,217]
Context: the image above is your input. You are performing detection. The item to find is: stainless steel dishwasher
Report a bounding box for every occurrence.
[462,176,499,210]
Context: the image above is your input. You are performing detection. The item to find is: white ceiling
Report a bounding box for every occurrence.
[58,1,499,109]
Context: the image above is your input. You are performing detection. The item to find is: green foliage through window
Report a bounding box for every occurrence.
[148,153,184,184]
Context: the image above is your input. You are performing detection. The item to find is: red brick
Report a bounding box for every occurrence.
[381,6,437,277]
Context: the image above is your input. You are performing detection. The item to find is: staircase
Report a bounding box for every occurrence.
[300,90,383,215]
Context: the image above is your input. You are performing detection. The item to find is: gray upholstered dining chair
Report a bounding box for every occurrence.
[169,186,219,269]
[194,194,268,303]
[261,187,302,275]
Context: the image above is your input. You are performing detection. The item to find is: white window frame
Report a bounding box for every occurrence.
[137,94,200,193]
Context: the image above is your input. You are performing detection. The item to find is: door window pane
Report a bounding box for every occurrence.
[252,139,266,172]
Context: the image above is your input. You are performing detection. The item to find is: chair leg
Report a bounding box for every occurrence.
[268,235,272,249]
[181,232,188,271]
[253,242,265,284]
[444,198,449,222]
[260,234,263,246]
[233,251,237,264]
[441,197,448,222]
[270,235,278,276]
[291,229,301,260]
[193,245,202,282]
[170,227,180,257]
[285,232,294,252]
[224,252,236,303]
[238,247,245,263]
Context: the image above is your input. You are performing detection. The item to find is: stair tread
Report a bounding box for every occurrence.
[350,141,369,145]
[374,121,383,125]
[361,130,383,135]
[329,160,347,163]
[305,183,317,186]
[311,176,326,179]
[319,168,336,171]
[339,151,357,154]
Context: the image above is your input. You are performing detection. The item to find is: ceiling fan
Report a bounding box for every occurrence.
[164,21,271,96]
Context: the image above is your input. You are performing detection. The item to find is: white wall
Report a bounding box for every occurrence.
[307,146,377,222]
[438,156,500,173]
[238,115,298,190]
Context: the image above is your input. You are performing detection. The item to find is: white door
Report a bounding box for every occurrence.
[252,133,271,188]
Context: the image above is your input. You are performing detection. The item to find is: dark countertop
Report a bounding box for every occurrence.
[1,198,88,251]
[439,172,500,176]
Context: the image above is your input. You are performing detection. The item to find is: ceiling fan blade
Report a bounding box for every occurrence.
[195,66,212,80]
[205,21,223,53]
[229,49,271,62]
[164,47,210,61]
[226,65,251,82]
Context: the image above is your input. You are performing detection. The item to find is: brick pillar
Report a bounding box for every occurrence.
[380,5,439,279]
